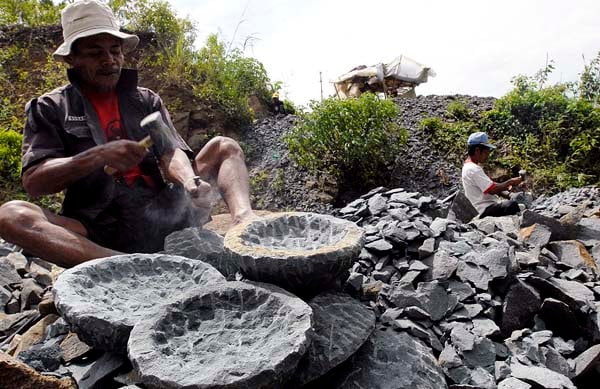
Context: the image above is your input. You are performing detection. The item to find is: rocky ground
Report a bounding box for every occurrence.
[245,95,496,213]
[1,185,599,388]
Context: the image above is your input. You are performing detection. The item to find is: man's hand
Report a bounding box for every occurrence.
[185,176,212,208]
[509,176,523,187]
[101,140,148,172]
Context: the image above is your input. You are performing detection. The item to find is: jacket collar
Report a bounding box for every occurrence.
[66,68,139,92]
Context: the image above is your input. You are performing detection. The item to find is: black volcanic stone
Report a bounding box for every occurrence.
[290,292,375,387]
[332,327,447,389]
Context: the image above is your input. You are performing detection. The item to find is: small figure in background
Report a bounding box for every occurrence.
[270,92,286,115]
[461,132,524,218]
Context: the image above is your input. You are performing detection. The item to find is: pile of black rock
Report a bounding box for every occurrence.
[334,185,600,388]
[1,185,599,389]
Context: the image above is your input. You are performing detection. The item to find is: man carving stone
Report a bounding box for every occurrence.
[0,0,254,267]
[461,132,523,218]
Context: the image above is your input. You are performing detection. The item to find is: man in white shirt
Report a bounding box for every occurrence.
[461,132,523,218]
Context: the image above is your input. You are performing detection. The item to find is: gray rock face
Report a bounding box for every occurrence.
[53,254,225,352]
[547,240,597,270]
[520,223,552,248]
[224,212,364,296]
[163,227,238,277]
[291,292,375,386]
[510,363,576,389]
[0,257,21,288]
[501,280,541,335]
[333,328,447,389]
[128,281,313,389]
[573,343,600,378]
[521,210,576,241]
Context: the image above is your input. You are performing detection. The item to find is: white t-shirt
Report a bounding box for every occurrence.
[461,161,498,214]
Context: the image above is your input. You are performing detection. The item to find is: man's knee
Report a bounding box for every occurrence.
[195,136,245,165]
[215,136,244,159]
[0,200,41,234]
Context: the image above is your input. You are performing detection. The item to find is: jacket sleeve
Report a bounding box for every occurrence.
[21,97,66,175]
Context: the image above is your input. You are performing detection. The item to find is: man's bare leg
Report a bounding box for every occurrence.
[193,136,255,224]
[0,200,120,268]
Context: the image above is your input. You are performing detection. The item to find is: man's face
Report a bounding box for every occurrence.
[66,33,124,92]
[479,147,491,162]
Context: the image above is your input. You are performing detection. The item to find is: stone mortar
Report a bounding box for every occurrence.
[128,281,313,389]
[223,212,365,297]
[53,254,225,353]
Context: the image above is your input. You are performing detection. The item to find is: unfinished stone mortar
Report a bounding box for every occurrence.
[224,212,365,296]
[53,254,225,353]
[128,281,313,389]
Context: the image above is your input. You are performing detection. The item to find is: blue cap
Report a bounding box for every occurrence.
[467,132,496,149]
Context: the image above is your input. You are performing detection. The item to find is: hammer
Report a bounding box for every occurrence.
[104,112,174,175]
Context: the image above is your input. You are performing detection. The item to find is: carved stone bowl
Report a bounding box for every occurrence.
[128,281,313,389]
[53,253,225,352]
[224,212,364,296]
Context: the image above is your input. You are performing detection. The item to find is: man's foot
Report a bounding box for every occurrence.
[232,209,258,225]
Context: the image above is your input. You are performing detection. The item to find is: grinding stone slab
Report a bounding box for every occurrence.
[53,254,225,352]
[128,281,313,389]
[224,212,364,296]
[290,292,376,387]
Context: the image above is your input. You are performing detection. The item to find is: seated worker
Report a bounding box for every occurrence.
[461,132,523,218]
[270,92,286,115]
[0,0,254,268]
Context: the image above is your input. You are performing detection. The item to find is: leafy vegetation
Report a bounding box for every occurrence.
[419,57,600,193]
[285,93,408,192]
[0,0,63,26]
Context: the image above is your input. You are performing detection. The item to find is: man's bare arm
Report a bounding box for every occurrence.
[160,148,212,207]
[159,148,196,186]
[23,140,147,197]
[486,176,523,195]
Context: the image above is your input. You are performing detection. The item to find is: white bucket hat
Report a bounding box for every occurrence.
[53,0,139,62]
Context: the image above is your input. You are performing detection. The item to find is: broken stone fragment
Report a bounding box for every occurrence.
[456,261,491,290]
[20,278,44,311]
[497,377,532,389]
[521,210,576,242]
[547,240,597,271]
[53,253,225,352]
[501,279,541,336]
[0,351,76,389]
[509,362,576,389]
[0,257,21,288]
[224,212,364,296]
[60,332,93,363]
[290,292,375,387]
[13,313,59,357]
[6,252,27,276]
[129,281,312,389]
[17,336,63,372]
[64,352,126,389]
[520,223,552,248]
[528,276,595,311]
[367,193,388,216]
[163,227,237,277]
[332,327,447,389]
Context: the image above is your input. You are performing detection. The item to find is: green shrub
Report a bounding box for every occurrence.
[447,99,471,121]
[285,93,407,189]
[0,129,22,182]
[422,61,600,193]
[419,116,478,165]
